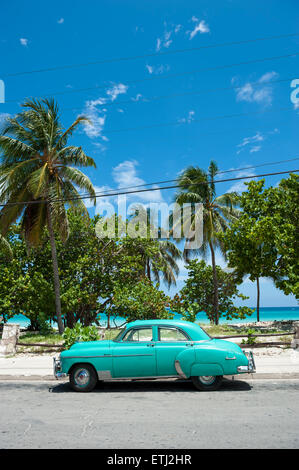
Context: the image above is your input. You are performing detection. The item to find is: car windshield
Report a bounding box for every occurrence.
[113,327,126,342]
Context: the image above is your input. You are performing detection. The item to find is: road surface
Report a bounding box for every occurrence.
[0,378,298,449]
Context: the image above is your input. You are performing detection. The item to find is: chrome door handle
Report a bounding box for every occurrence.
[147,343,155,347]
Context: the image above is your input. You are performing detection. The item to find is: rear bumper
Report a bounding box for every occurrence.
[53,357,67,380]
[237,351,256,373]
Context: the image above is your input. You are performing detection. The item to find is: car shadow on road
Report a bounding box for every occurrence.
[49,377,252,393]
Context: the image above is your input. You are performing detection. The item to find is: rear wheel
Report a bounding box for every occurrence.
[191,375,223,391]
[69,364,98,392]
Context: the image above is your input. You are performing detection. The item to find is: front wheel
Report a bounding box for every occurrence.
[69,364,98,392]
[191,375,223,391]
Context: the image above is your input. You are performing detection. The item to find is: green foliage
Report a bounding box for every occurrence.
[63,324,99,349]
[0,213,179,329]
[241,329,257,345]
[171,259,254,324]
[222,174,299,299]
[110,277,174,323]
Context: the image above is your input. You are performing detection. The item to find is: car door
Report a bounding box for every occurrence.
[112,327,157,378]
[155,326,192,376]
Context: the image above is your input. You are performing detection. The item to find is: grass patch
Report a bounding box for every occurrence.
[19,332,63,344]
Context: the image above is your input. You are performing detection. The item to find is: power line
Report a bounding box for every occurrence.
[5,51,299,104]
[103,106,295,134]
[0,169,297,208]
[2,32,299,79]
[65,76,294,111]
[74,157,299,199]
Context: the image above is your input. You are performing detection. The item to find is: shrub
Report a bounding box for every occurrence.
[63,324,99,349]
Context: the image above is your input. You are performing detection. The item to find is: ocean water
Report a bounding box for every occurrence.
[6,307,299,329]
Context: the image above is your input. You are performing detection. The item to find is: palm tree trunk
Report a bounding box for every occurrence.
[47,203,64,334]
[209,241,219,325]
[146,258,151,281]
[256,276,260,322]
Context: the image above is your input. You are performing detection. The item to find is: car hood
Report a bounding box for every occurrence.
[69,340,112,350]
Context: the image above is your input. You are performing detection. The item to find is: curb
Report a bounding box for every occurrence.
[226,373,299,380]
[1,373,299,381]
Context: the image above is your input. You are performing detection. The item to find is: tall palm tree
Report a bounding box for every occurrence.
[0,98,96,333]
[174,161,240,324]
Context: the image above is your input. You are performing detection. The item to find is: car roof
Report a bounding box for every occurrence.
[125,319,209,341]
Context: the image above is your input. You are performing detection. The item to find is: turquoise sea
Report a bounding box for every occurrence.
[6,307,299,329]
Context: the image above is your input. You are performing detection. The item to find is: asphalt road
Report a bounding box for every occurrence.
[0,378,299,449]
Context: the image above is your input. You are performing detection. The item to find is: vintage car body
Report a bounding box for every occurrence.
[54,319,255,392]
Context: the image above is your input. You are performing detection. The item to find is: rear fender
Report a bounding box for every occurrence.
[175,348,196,378]
[190,363,224,377]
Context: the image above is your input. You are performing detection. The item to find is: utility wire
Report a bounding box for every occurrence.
[76,157,299,198]
[5,52,299,104]
[66,76,294,111]
[103,106,295,134]
[0,169,297,208]
[2,32,299,78]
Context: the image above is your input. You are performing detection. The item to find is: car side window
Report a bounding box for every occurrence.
[122,328,153,342]
[159,327,189,342]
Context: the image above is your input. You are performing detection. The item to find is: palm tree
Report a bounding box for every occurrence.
[0,98,96,333]
[145,239,181,288]
[129,205,182,287]
[174,161,240,324]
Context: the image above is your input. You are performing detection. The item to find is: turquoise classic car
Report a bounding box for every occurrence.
[54,319,255,392]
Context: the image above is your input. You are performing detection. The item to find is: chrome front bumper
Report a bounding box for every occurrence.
[237,351,256,373]
[53,357,67,380]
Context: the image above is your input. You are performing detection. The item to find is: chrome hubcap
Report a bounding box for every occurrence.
[199,376,216,385]
[74,368,90,386]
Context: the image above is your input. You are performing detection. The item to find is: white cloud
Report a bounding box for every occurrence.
[146,64,153,74]
[86,185,114,210]
[234,71,279,106]
[188,19,210,39]
[237,132,264,154]
[228,169,256,194]
[156,38,162,51]
[82,97,107,139]
[249,146,261,153]
[259,71,278,83]
[20,38,28,47]
[57,18,64,24]
[112,160,164,203]
[81,83,128,140]
[106,83,128,102]
[145,63,170,75]
[132,94,143,102]
[178,110,195,124]
[236,128,278,155]
[156,22,182,51]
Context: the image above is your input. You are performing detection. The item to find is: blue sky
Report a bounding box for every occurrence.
[0,0,298,307]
